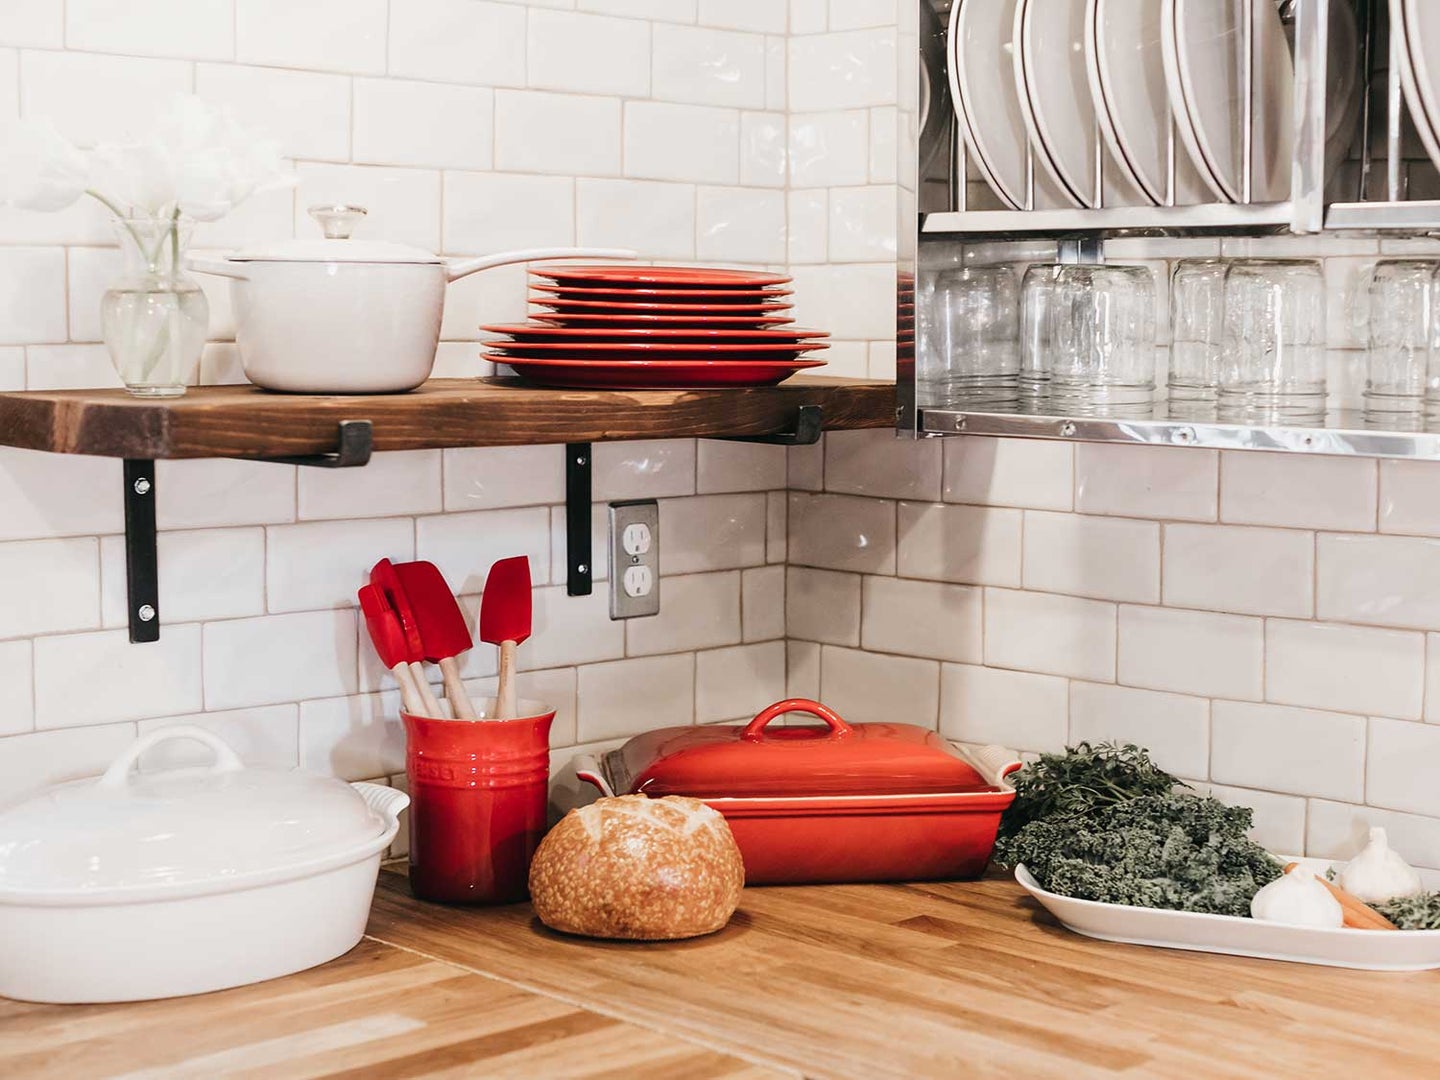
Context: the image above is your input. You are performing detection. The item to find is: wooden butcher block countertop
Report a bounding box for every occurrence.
[7,871,1440,1079]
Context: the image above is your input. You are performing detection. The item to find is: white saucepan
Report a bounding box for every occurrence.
[190,204,635,393]
[0,726,410,1004]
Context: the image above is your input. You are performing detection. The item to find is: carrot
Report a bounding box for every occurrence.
[1283,862,1398,931]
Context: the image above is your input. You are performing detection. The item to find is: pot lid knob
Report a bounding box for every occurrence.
[308,204,368,240]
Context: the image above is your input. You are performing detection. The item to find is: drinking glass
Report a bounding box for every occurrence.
[1168,258,1226,417]
[1049,264,1157,416]
[1019,264,1062,411]
[919,265,1020,408]
[1219,259,1327,423]
[1363,259,1438,423]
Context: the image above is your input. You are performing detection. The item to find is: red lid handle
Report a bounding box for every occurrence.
[742,698,852,742]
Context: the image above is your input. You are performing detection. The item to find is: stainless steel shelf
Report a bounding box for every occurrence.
[920,202,1300,240]
[919,406,1440,460]
[1324,200,1440,234]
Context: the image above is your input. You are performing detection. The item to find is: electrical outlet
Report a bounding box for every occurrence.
[608,500,660,618]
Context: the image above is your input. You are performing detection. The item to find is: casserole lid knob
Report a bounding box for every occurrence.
[224,203,443,264]
[742,698,852,742]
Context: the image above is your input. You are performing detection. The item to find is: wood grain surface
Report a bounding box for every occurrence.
[365,871,1440,1080]
[0,376,894,460]
[0,938,788,1080]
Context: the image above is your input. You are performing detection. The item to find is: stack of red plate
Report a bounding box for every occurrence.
[481,265,829,389]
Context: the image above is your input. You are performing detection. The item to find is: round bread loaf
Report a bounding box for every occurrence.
[529,794,744,940]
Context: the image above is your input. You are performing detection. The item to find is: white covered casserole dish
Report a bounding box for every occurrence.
[0,726,409,1004]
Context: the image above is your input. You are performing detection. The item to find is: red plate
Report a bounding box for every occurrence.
[533,298,793,314]
[487,339,829,355]
[530,264,791,288]
[531,283,793,300]
[482,323,828,343]
[493,356,825,388]
[529,312,796,328]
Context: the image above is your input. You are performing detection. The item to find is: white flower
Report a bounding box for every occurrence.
[90,141,178,217]
[0,118,89,212]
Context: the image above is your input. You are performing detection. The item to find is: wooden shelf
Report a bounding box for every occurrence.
[0,375,896,461]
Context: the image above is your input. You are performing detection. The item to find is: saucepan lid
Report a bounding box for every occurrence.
[607,698,1007,799]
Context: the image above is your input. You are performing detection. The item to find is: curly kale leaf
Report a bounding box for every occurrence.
[1377,892,1440,930]
[998,742,1185,843]
[998,792,1284,917]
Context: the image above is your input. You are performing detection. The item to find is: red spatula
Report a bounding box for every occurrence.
[358,584,423,716]
[390,560,478,719]
[370,559,444,718]
[478,556,532,720]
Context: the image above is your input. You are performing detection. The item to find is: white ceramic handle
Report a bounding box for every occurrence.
[573,753,615,798]
[186,256,249,281]
[100,725,245,788]
[351,781,411,823]
[443,247,637,283]
[954,742,1024,790]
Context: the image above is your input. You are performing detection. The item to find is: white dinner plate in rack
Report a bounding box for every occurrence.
[1163,0,1294,204]
[1015,0,1146,209]
[1400,0,1440,176]
[1087,0,1211,206]
[949,0,1072,210]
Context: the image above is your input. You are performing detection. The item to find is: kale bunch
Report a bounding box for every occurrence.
[1377,892,1440,930]
[998,742,1183,844]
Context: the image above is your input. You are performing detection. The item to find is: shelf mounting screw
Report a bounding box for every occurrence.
[1059,421,1077,437]
[137,604,156,622]
[133,477,152,496]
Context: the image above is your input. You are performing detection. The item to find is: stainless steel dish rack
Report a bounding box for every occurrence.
[899,0,1440,459]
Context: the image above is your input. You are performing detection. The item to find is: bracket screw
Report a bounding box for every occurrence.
[137,604,156,622]
[133,477,152,496]
[577,564,589,574]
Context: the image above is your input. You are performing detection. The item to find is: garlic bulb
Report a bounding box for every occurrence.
[1337,827,1423,904]
[1250,868,1344,927]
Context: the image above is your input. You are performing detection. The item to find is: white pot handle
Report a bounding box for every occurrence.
[351,782,411,824]
[443,247,637,283]
[100,725,245,788]
[573,753,616,798]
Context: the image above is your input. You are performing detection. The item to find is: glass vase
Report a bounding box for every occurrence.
[101,217,209,397]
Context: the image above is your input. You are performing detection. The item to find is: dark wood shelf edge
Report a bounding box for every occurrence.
[0,376,897,460]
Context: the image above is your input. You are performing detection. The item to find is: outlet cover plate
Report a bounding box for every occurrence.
[608,500,660,619]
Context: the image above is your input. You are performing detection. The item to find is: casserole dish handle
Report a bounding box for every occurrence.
[574,754,616,798]
[954,743,1024,790]
[351,782,411,824]
[100,725,245,788]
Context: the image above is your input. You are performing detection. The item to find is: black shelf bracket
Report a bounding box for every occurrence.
[566,442,593,597]
[716,404,823,446]
[123,421,373,643]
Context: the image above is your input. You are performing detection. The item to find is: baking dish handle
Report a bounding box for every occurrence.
[574,754,616,798]
[742,698,853,742]
[352,782,411,824]
[955,743,1024,790]
[100,725,245,788]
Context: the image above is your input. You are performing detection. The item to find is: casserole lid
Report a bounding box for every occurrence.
[610,699,1000,799]
[227,204,442,264]
[0,727,389,894]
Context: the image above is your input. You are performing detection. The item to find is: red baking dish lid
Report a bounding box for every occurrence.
[609,699,999,799]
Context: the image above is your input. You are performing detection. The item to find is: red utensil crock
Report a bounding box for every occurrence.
[402,700,554,905]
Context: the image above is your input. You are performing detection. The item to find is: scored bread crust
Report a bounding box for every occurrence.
[529,794,745,940]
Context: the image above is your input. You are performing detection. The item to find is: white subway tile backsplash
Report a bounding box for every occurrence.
[825,429,941,501]
[0,2,60,47]
[1306,799,1440,868]
[1367,718,1440,818]
[24,345,120,391]
[65,245,119,343]
[577,653,694,742]
[828,185,897,262]
[155,459,295,530]
[0,248,65,345]
[444,445,565,511]
[742,564,785,641]
[1163,523,1314,618]
[101,528,264,627]
[204,610,358,710]
[787,639,821,698]
[653,24,767,108]
[1380,460,1440,536]
[830,0,897,32]
[0,349,21,391]
[659,494,767,574]
[0,538,98,640]
[580,0,696,19]
[862,575,981,663]
[789,492,896,573]
[786,565,860,645]
[577,178,696,260]
[443,172,575,254]
[298,692,405,782]
[496,90,624,176]
[766,34,786,111]
[388,0,527,86]
[20,50,191,144]
[1211,701,1366,802]
[789,263,899,340]
[787,189,829,263]
[788,27,896,111]
[529,10,650,96]
[943,437,1074,511]
[1024,512,1160,604]
[1220,453,1377,532]
[696,640,786,722]
[299,451,441,521]
[294,163,441,252]
[1075,445,1218,522]
[594,439,696,501]
[868,105,897,183]
[0,449,120,542]
[939,663,1068,753]
[36,626,202,729]
[896,502,1021,586]
[740,111,787,187]
[1317,532,1440,631]
[0,723,137,798]
[788,110,869,187]
[699,0,787,33]
[139,705,299,771]
[1195,782,1307,855]
[68,0,232,59]
[237,0,385,73]
[626,570,742,655]
[1118,605,1263,700]
[697,441,786,494]
[696,186,786,264]
[267,517,414,614]
[353,80,493,171]
[524,585,626,670]
[986,589,1117,682]
[626,102,739,184]
[1267,619,1424,720]
[0,640,32,736]
[1069,682,1210,779]
[820,644,938,725]
[417,506,552,597]
[791,0,829,34]
[197,64,351,162]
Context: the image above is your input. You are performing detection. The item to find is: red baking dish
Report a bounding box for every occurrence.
[574,698,1021,885]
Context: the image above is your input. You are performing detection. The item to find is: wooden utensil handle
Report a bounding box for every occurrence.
[411,661,445,719]
[391,662,421,716]
[439,656,477,719]
[497,640,518,720]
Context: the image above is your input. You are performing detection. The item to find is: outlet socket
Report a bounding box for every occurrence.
[608,500,660,619]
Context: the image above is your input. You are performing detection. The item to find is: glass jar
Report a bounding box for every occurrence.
[1049,263,1157,416]
[1168,258,1226,418]
[920,265,1020,409]
[1219,259,1326,423]
[1361,259,1438,424]
[101,217,209,397]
